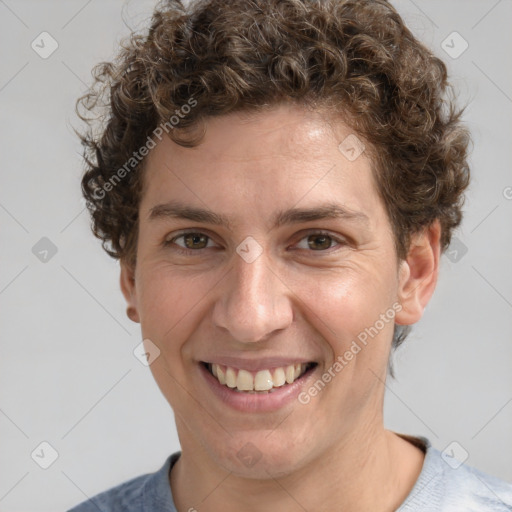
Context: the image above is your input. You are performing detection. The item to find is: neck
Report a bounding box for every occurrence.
[170,423,425,512]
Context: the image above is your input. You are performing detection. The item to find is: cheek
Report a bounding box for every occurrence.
[292,269,397,412]
[136,268,215,404]
[294,265,395,338]
[137,266,215,349]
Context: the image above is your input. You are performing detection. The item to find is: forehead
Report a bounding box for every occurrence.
[171,106,359,166]
[140,105,381,227]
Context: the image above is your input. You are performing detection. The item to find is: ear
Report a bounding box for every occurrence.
[394,220,441,326]
[120,260,140,323]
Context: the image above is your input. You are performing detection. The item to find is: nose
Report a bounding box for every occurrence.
[211,247,293,343]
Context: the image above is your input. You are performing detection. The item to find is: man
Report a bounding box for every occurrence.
[69,0,512,510]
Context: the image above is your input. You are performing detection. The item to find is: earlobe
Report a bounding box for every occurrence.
[394,220,441,326]
[120,260,140,323]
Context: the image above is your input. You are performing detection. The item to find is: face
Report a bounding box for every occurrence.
[121,104,438,478]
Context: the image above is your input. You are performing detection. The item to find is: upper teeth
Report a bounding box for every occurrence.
[209,363,311,392]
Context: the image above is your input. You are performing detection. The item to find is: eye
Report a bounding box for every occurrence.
[164,231,217,253]
[294,231,345,252]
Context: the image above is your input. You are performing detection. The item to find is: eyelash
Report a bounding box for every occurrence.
[163,230,347,256]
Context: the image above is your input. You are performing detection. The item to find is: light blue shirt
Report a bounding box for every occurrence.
[68,437,512,511]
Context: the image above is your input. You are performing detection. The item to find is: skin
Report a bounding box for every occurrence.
[121,104,441,512]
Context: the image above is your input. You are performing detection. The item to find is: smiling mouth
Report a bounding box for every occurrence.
[201,361,317,393]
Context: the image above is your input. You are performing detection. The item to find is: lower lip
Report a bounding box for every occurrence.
[199,362,317,413]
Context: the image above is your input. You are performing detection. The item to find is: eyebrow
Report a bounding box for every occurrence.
[148,200,370,230]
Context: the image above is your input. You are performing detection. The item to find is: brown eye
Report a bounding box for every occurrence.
[164,231,215,252]
[294,231,345,252]
[307,234,335,250]
[182,233,209,249]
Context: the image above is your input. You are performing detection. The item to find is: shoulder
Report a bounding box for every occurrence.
[67,473,147,512]
[440,459,512,512]
[67,453,179,512]
[398,436,512,512]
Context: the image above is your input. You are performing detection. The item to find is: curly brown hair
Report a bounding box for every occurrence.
[76,0,471,351]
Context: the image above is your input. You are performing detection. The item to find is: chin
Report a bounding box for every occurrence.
[205,431,310,479]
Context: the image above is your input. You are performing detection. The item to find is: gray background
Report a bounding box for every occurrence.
[0,0,511,510]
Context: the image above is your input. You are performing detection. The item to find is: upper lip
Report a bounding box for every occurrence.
[200,356,317,372]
